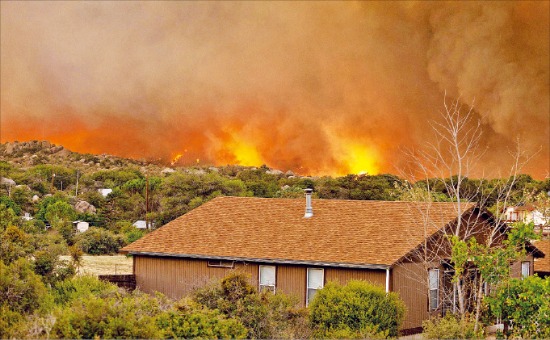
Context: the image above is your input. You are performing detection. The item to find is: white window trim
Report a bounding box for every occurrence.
[306,268,324,306]
[259,265,276,293]
[207,260,234,268]
[428,268,440,311]
[521,261,530,279]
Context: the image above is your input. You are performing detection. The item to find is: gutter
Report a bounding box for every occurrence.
[386,268,390,293]
[125,251,391,270]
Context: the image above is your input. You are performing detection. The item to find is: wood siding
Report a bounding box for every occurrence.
[325,267,386,287]
[134,256,387,307]
[392,262,433,330]
[134,256,257,299]
[510,254,535,278]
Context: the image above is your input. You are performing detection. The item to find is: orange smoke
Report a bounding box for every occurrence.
[1,2,548,178]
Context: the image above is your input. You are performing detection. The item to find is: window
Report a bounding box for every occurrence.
[207,260,234,268]
[521,261,530,278]
[307,268,324,306]
[259,265,276,292]
[428,268,439,311]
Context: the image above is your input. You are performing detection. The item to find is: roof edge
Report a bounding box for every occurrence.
[125,251,391,270]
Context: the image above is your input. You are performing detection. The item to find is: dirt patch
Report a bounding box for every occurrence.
[60,255,133,276]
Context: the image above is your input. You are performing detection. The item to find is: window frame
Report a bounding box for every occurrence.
[306,268,324,306]
[428,268,440,312]
[207,260,235,268]
[521,261,530,278]
[259,265,276,293]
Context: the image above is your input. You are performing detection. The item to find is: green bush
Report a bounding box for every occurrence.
[157,299,248,339]
[486,276,550,339]
[0,258,49,314]
[193,272,270,338]
[0,225,34,265]
[309,280,406,338]
[51,291,163,339]
[74,227,126,255]
[193,272,308,339]
[52,275,119,306]
[422,313,479,339]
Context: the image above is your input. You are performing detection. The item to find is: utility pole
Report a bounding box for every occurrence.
[75,170,79,197]
[145,175,150,230]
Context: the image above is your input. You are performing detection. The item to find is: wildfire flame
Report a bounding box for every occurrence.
[170,154,182,166]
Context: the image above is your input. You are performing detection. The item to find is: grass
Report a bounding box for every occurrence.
[60,255,133,276]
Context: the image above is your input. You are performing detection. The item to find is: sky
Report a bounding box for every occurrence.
[1,1,549,178]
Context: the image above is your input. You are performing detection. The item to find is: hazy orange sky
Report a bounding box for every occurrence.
[1,1,549,178]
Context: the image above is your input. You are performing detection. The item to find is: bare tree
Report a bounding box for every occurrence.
[396,94,538,332]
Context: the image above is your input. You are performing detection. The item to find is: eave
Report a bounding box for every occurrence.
[124,251,391,270]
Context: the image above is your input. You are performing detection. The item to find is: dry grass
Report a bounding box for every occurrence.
[60,255,133,276]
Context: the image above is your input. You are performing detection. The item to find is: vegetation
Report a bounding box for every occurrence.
[1,140,549,338]
[422,313,479,339]
[486,275,550,339]
[309,280,406,338]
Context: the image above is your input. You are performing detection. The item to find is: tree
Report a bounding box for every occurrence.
[486,275,550,338]
[74,227,126,255]
[0,258,49,314]
[398,95,538,332]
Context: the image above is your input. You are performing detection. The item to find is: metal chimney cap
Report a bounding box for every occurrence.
[304,188,313,218]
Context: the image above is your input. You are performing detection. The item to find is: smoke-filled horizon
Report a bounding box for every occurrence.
[1,2,549,178]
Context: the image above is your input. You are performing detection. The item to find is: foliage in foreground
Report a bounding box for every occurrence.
[309,280,406,338]
[193,272,310,339]
[422,313,480,339]
[486,275,550,339]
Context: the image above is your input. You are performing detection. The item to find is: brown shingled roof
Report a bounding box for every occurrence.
[121,197,473,267]
[534,239,550,274]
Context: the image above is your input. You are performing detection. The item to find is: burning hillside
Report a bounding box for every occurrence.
[1,2,548,177]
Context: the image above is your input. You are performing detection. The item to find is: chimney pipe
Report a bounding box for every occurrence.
[304,188,313,218]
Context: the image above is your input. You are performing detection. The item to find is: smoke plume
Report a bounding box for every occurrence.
[1,1,548,177]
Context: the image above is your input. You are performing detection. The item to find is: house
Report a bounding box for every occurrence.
[533,239,550,278]
[120,193,544,332]
[503,205,549,235]
[133,220,153,229]
[98,188,113,198]
[73,220,90,233]
[22,212,33,221]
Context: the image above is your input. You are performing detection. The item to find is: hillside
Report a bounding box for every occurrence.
[2,140,548,230]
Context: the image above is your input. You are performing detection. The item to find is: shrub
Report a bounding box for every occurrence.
[0,258,49,314]
[0,305,25,339]
[309,280,406,338]
[193,272,270,338]
[486,275,550,339]
[52,275,119,306]
[74,227,126,255]
[157,299,248,339]
[422,313,479,339]
[193,272,308,339]
[0,225,34,265]
[51,291,163,339]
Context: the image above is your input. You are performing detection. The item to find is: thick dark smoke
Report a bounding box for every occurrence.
[1,2,548,177]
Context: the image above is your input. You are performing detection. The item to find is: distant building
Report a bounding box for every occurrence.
[22,212,33,221]
[503,205,549,235]
[73,221,90,233]
[133,220,153,229]
[98,188,113,197]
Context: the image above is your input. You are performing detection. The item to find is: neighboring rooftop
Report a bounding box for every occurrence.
[121,197,474,268]
[534,239,550,274]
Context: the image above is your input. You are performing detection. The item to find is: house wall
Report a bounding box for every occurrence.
[392,261,439,331]
[510,254,535,278]
[133,255,386,307]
